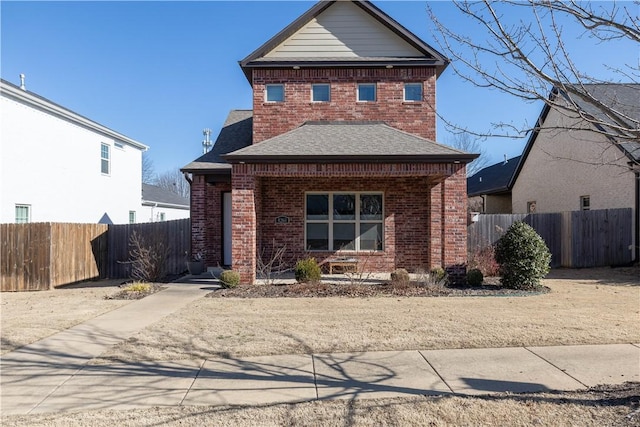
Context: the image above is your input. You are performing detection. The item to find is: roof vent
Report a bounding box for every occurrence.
[19,74,26,91]
[479,177,482,182]
[503,154,508,165]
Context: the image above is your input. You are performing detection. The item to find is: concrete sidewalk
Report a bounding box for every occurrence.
[1,279,638,415]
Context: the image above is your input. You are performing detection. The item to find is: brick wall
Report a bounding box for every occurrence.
[190,175,230,267]
[252,67,437,143]
[230,162,467,284]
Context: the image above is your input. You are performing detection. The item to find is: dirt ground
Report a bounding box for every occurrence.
[1,267,638,426]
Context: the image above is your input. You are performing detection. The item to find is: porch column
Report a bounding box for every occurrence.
[442,166,468,283]
[231,164,257,285]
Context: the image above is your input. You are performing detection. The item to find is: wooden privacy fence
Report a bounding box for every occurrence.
[468,208,633,268]
[1,219,190,292]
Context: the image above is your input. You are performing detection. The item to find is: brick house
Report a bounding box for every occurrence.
[182,0,477,284]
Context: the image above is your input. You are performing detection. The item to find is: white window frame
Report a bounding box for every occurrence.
[305,192,384,252]
[580,195,591,211]
[404,83,422,102]
[265,84,284,102]
[15,204,30,224]
[129,210,136,224]
[311,84,330,102]
[357,83,376,102]
[101,143,110,175]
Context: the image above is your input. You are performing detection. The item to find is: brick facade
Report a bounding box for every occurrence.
[252,68,437,143]
[190,175,230,267]
[230,162,467,284]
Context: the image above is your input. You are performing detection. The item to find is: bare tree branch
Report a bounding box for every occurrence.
[155,168,190,199]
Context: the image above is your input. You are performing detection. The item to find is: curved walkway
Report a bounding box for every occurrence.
[1,278,638,415]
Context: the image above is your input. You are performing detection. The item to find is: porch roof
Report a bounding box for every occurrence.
[224,121,478,164]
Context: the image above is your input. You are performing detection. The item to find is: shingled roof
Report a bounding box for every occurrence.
[142,183,189,208]
[467,156,521,197]
[223,121,477,163]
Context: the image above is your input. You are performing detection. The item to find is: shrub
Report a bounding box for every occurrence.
[390,268,410,284]
[468,245,500,277]
[430,267,447,282]
[294,258,321,283]
[466,268,484,286]
[219,270,240,288]
[127,230,170,282]
[122,282,151,293]
[495,221,551,290]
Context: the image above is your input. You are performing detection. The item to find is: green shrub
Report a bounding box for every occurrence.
[495,221,551,290]
[466,268,484,286]
[219,270,240,288]
[122,282,151,293]
[294,258,321,283]
[430,267,447,282]
[390,268,410,284]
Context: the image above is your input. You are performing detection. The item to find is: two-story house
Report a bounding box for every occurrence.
[1,77,148,224]
[182,0,477,284]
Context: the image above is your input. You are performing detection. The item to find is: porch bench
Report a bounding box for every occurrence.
[327,258,358,274]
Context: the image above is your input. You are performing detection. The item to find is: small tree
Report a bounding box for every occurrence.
[127,230,170,282]
[495,221,551,290]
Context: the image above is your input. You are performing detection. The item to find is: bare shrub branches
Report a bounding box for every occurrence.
[127,230,170,282]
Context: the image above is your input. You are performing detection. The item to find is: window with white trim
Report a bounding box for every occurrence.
[357,83,376,102]
[580,195,590,211]
[129,210,136,224]
[265,84,284,102]
[305,192,383,251]
[312,84,330,102]
[404,83,422,101]
[101,143,110,175]
[15,204,30,223]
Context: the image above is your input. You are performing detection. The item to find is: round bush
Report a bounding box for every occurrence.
[294,258,321,283]
[466,268,484,286]
[430,267,446,282]
[495,221,551,290]
[219,270,240,288]
[390,268,410,284]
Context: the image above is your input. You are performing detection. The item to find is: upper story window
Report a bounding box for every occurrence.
[101,143,110,175]
[15,204,30,223]
[312,84,330,102]
[580,196,590,211]
[357,83,376,102]
[265,84,284,102]
[404,83,423,102]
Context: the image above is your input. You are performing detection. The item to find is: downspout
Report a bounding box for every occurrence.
[635,170,639,262]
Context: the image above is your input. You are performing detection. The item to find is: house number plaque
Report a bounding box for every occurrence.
[275,216,290,224]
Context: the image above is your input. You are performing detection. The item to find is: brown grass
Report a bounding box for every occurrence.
[94,269,639,363]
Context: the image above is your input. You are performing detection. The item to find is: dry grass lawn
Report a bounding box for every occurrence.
[94,268,640,364]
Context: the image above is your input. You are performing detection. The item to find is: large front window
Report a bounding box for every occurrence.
[305,192,383,251]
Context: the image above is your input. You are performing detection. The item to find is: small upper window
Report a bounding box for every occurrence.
[404,83,422,102]
[580,196,590,211]
[357,83,376,102]
[129,210,136,224]
[265,84,284,102]
[15,204,30,224]
[312,84,330,102]
[101,143,110,175]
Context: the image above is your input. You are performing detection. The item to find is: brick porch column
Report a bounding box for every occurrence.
[442,165,468,283]
[231,164,257,285]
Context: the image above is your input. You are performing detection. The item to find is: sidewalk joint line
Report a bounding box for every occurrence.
[418,350,456,395]
[523,346,587,388]
[28,359,91,414]
[180,358,207,406]
[311,354,319,400]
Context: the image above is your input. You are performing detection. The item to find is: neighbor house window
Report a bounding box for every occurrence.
[15,205,30,223]
[265,84,284,102]
[312,84,330,102]
[305,192,383,251]
[357,83,376,102]
[159,212,166,221]
[404,83,422,101]
[101,143,110,174]
[129,210,136,224]
[527,201,537,213]
[580,196,590,211]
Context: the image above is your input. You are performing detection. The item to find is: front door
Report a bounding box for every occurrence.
[223,192,232,266]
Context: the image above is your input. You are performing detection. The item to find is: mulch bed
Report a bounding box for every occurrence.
[105,284,166,300]
[208,281,550,299]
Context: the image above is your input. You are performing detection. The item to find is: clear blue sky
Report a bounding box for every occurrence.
[1,1,632,175]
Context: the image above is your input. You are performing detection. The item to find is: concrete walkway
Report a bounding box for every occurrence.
[1,278,638,416]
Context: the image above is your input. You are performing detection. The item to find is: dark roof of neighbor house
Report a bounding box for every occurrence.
[181,110,253,173]
[223,121,478,163]
[510,83,640,188]
[239,0,449,82]
[467,156,522,197]
[142,183,189,208]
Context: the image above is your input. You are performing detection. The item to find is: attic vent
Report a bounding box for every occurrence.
[479,177,482,182]
[115,142,124,149]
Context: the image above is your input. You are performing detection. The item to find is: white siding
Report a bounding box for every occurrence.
[140,204,190,223]
[0,94,143,224]
[265,1,422,58]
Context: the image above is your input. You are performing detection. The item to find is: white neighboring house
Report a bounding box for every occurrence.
[141,183,190,222]
[1,77,148,224]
